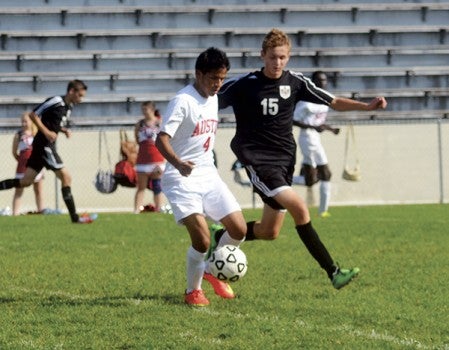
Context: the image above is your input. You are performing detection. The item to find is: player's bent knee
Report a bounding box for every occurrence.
[228,225,246,241]
[232,228,247,241]
[257,228,280,240]
[20,178,34,187]
[194,239,209,254]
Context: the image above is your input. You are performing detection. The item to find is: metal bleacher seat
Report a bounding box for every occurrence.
[0,25,448,51]
[1,3,448,30]
[0,90,447,128]
[1,45,448,73]
[1,64,448,94]
[0,63,448,119]
[0,1,448,124]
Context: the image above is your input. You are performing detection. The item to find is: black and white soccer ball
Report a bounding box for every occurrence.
[208,245,248,282]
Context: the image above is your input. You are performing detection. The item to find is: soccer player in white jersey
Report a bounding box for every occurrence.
[292,71,341,218]
[156,47,247,307]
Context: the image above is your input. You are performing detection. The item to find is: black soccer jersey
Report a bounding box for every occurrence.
[32,96,72,147]
[218,70,334,166]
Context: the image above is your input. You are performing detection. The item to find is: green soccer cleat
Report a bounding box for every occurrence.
[332,266,360,289]
[206,223,224,260]
[319,211,331,218]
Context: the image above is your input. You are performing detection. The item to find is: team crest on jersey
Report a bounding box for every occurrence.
[279,85,291,99]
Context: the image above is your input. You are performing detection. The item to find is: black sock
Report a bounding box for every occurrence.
[244,221,257,241]
[0,178,21,190]
[61,186,78,222]
[215,228,224,244]
[296,221,336,279]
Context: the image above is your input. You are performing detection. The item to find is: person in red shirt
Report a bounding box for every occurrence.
[134,101,166,213]
[11,112,45,215]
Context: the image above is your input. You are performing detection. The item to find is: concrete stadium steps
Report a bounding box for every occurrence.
[3,0,447,5]
[0,1,447,123]
[1,85,447,121]
[0,65,447,94]
[0,3,448,30]
[1,45,448,73]
[0,25,448,51]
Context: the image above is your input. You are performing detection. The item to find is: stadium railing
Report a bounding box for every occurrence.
[0,25,447,50]
[0,65,447,90]
[1,45,448,72]
[1,3,448,26]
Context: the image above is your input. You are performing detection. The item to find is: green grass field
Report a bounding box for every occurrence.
[1,204,448,349]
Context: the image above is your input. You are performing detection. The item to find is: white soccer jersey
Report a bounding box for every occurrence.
[160,84,240,223]
[161,84,218,177]
[294,101,329,166]
[293,101,329,127]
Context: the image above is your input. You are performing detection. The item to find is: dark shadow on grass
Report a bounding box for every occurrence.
[0,297,17,303]
[39,293,183,307]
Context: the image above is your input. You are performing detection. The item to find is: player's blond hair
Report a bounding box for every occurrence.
[21,111,38,136]
[262,28,291,53]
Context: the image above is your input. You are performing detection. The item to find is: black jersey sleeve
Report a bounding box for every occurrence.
[218,79,237,110]
[290,71,335,106]
[218,73,253,110]
[33,96,67,133]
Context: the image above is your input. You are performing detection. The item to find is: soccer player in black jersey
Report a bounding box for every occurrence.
[217,28,387,289]
[0,80,96,224]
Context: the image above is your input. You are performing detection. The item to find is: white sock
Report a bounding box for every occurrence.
[217,230,245,248]
[306,187,316,207]
[186,246,206,293]
[293,175,305,185]
[319,181,331,214]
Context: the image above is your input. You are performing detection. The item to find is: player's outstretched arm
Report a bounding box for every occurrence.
[321,124,340,134]
[330,96,387,112]
[293,120,339,134]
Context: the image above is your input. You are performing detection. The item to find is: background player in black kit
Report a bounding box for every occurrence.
[216,28,388,289]
[0,80,96,224]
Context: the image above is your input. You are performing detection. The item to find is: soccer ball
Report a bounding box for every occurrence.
[208,245,248,282]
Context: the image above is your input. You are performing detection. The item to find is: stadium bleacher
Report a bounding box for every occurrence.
[0,0,447,125]
[1,45,448,73]
[1,3,448,30]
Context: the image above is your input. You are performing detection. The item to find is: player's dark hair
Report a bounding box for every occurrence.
[311,71,326,82]
[67,79,88,93]
[311,71,327,88]
[195,47,230,74]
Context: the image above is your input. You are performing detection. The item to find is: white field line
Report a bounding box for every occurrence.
[10,287,448,350]
[11,287,143,305]
[194,308,448,350]
[331,324,448,350]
